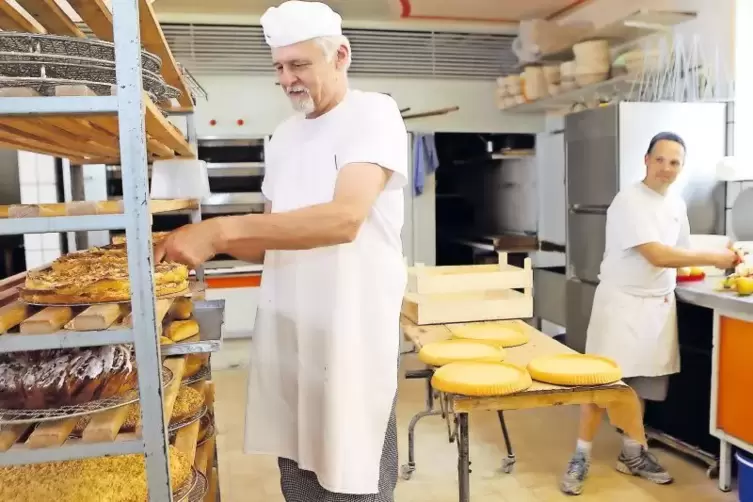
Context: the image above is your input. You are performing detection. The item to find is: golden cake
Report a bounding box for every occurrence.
[0,445,191,502]
[0,345,136,410]
[21,246,189,304]
[449,322,530,347]
[418,339,506,367]
[527,354,622,386]
[431,361,532,397]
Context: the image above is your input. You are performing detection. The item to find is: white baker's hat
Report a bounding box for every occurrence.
[260,1,343,49]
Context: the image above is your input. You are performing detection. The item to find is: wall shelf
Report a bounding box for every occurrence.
[533,10,698,64]
[501,74,638,114]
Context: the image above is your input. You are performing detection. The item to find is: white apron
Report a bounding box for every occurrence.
[585,284,679,378]
[242,126,406,494]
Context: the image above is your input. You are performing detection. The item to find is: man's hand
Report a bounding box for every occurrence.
[709,248,740,270]
[154,220,224,268]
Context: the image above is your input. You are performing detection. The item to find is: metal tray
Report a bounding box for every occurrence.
[0,32,162,73]
[177,469,208,502]
[0,60,179,101]
[161,299,225,356]
[0,76,176,105]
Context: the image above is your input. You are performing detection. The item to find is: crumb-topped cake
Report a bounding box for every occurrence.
[0,345,136,410]
[0,445,192,501]
[21,245,189,304]
[120,385,205,431]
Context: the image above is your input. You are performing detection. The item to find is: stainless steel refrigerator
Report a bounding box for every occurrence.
[564,102,727,352]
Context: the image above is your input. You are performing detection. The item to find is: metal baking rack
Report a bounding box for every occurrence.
[0,1,224,500]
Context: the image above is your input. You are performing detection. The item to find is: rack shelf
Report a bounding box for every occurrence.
[0,92,195,163]
[0,198,198,218]
[0,199,198,235]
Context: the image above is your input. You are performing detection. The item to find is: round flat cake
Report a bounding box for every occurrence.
[431,361,532,397]
[418,339,506,367]
[449,323,530,347]
[527,354,622,386]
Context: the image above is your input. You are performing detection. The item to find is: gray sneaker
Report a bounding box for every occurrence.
[616,448,673,484]
[560,451,590,496]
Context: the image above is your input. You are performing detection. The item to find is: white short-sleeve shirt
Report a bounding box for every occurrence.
[598,182,690,296]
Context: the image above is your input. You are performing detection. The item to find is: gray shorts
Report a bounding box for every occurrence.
[623,375,670,402]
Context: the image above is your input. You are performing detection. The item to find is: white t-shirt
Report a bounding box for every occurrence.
[598,182,691,296]
[262,89,407,248]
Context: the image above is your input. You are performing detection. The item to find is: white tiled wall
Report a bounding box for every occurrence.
[18,151,62,269]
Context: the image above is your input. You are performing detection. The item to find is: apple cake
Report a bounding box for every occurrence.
[0,345,136,410]
[21,245,189,304]
[0,445,192,501]
[111,231,170,246]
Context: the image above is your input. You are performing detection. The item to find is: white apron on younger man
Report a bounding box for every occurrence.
[585,182,690,378]
[243,89,409,495]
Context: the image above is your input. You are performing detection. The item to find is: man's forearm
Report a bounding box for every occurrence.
[215,201,360,253]
[640,243,721,268]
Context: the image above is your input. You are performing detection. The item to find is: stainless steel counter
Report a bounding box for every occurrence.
[676,277,753,315]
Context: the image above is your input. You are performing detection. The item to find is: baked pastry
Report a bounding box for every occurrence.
[21,246,189,304]
[183,354,208,379]
[121,386,205,431]
[169,297,193,320]
[0,445,191,501]
[165,319,199,342]
[0,345,136,410]
[111,231,170,246]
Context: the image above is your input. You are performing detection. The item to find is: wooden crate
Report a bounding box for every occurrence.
[402,253,533,325]
[407,252,532,294]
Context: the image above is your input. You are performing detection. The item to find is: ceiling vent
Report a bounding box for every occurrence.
[158,23,517,79]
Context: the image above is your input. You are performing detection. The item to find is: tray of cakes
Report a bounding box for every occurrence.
[19,244,202,306]
[0,444,208,502]
[0,345,174,424]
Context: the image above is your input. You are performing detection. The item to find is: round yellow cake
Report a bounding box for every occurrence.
[527,354,622,386]
[449,323,530,347]
[431,361,532,397]
[418,339,506,367]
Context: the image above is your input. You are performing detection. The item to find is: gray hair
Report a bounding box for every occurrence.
[315,35,352,70]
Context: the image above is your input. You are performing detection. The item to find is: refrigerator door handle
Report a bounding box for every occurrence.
[569,205,608,215]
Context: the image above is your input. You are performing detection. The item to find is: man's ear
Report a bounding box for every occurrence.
[335,45,349,70]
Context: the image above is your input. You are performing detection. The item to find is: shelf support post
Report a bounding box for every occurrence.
[111,0,172,500]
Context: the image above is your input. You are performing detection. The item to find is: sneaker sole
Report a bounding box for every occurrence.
[616,461,674,485]
[559,483,584,496]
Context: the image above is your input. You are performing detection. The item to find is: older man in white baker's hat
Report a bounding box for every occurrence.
[154,1,408,501]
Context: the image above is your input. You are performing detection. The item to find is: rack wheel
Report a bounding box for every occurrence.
[400,464,414,481]
[707,465,719,479]
[502,458,515,474]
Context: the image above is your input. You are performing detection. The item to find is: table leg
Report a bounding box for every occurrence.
[457,413,470,502]
[402,369,442,480]
[718,439,732,492]
[497,411,516,473]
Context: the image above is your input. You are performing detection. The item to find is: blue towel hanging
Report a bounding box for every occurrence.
[413,133,439,196]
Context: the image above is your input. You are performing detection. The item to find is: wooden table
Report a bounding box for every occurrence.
[400,317,646,502]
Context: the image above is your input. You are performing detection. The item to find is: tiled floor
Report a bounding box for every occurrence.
[212,353,737,502]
